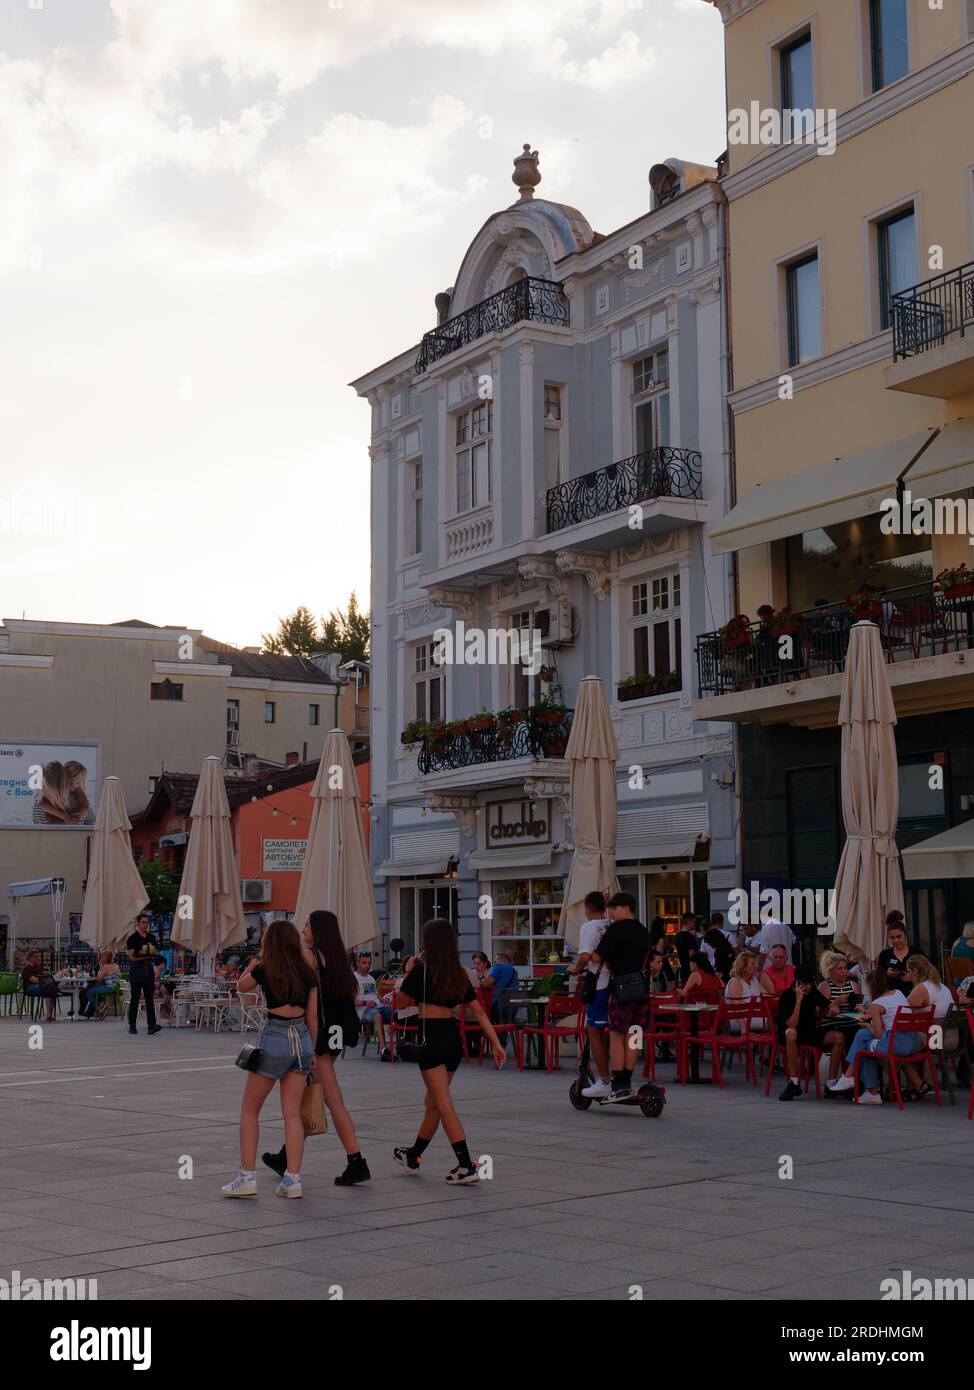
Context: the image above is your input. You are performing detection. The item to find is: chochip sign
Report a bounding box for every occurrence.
[262,839,307,872]
[487,799,550,845]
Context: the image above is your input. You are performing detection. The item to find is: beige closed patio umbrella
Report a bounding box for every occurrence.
[558,676,620,949]
[171,756,246,966]
[293,730,378,950]
[78,776,148,954]
[832,622,905,962]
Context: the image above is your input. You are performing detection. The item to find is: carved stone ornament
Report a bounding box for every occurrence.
[425,586,478,623]
[555,549,611,600]
[427,793,478,838]
[516,556,571,600]
[523,776,570,820]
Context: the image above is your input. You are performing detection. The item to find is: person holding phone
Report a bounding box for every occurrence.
[393,918,505,1185]
[776,966,829,1101]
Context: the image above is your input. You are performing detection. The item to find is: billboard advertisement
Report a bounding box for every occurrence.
[0,742,100,828]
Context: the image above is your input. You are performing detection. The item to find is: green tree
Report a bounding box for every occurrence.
[261,605,324,658]
[320,592,370,663]
[138,860,180,914]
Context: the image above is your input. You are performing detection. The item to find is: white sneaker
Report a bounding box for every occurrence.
[275,1173,303,1198]
[856,1091,883,1105]
[222,1171,257,1198]
[829,1076,854,1093]
[581,1078,612,1099]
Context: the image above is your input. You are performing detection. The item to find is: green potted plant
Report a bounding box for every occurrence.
[843,583,882,621]
[400,719,427,746]
[719,613,754,649]
[936,563,974,599]
[465,710,496,733]
[616,671,680,701]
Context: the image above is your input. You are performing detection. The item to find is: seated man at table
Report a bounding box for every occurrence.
[486,952,520,1022]
[21,951,58,1021]
[354,950,388,1058]
[776,966,835,1101]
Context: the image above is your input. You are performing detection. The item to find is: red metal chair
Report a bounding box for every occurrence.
[967,1012,974,1121]
[852,1006,941,1110]
[760,997,824,1097]
[642,994,680,1080]
[520,994,586,1072]
[474,986,522,1069]
[677,1001,744,1089]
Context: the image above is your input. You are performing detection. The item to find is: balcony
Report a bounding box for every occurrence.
[546,447,702,535]
[886,262,974,398]
[414,708,574,776]
[445,505,494,561]
[415,277,569,374]
[694,582,974,729]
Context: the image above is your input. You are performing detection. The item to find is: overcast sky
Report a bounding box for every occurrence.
[1,0,724,648]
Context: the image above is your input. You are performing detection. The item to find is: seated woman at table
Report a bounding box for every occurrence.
[828,964,913,1104]
[82,952,121,1018]
[760,943,795,997]
[950,922,974,964]
[897,956,955,1100]
[724,951,762,1031]
[812,951,863,1085]
[680,953,724,1005]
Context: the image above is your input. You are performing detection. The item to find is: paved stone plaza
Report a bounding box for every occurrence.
[2,1017,973,1302]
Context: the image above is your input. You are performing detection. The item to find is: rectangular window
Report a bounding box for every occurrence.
[148,776,159,796]
[870,0,909,91]
[410,460,423,555]
[786,254,821,365]
[455,402,492,514]
[878,209,917,330]
[509,610,540,710]
[631,349,669,454]
[227,699,239,725]
[543,384,563,490]
[264,701,276,724]
[489,876,566,968]
[780,32,813,139]
[543,384,562,421]
[150,681,183,701]
[412,641,443,723]
[629,573,682,692]
[309,704,319,726]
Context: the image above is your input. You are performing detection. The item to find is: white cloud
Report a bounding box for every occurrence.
[545,30,656,91]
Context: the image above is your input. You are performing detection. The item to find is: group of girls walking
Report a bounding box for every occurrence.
[222,914,504,1199]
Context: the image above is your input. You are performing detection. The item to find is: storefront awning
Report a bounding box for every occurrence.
[709,429,937,555]
[376,827,460,879]
[467,845,554,871]
[905,416,974,500]
[616,804,708,860]
[902,819,974,880]
[159,833,188,848]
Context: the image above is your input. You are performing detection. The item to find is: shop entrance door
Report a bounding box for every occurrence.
[398,880,459,957]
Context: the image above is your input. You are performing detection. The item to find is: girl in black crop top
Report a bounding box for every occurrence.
[393,918,506,1186]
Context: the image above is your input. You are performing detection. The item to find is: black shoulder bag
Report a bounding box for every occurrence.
[611,952,650,1007]
[396,962,428,1066]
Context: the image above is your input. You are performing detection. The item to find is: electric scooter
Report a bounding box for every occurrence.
[569,1036,666,1118]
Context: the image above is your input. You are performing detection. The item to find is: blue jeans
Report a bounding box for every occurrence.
[847,1026,920,1090]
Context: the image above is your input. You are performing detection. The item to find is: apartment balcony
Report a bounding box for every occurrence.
[542,446,706,552]
[415,277,570,374]
[693,582,974,730]
[886,261,974,398]
[445,505,494,561]
[410,708,574,791]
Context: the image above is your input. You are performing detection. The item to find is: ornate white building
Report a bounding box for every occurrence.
[351,146,738,965]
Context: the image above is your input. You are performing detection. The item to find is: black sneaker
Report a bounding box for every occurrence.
[334,1156,371,1187]
[379,1048,391,1062]
[779,1080,802,1101]
[393,1145,421,1174]
[128,1028,137,1035]
[445,1164,480,1185]
[147,1025,162,1035]
[261,1146,287,1178]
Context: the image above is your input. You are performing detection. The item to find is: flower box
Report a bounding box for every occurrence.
[945,583,974,599]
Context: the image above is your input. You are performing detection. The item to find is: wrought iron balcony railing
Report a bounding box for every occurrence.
[546,446,702,533]
[417,708,574,775]
[696,581,974,699]
[415,277,570,374]
[891,261,974,359]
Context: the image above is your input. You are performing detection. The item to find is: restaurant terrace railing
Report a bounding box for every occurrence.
[415,708,574,775]
[415,277,570,374]
[696,581,974,699]
[891,261,974,360]
[546,446,702,533]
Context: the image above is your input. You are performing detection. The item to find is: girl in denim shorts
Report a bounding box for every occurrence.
[222,920,318,1200]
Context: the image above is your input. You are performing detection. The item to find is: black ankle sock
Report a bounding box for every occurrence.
[451,1139,473,1169]
[409,1135,432,1159]
[611,1070,632,1090]
[346,1152,362,1164]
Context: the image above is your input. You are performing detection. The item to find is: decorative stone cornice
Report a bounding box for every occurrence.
[425,585,479,623]
[555,549,611,600]
[517,556,571,600]
[712,0,763,23]
[701,205,719,231]
[689,275,721,307]
[523,776,570,819]
[427,793,478,838]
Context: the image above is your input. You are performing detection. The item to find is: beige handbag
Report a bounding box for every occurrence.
[299,1076,328,1136]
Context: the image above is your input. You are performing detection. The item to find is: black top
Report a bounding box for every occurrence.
[251,963,313,1011]
[126,931,160,979]
[876,946,918,994]
[596,918,650,977]
[673,928,697,982]
[776,982,826,1040]
[400,959,475,1009]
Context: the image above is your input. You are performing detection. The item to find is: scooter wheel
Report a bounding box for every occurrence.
[569,1080,593,1110]
[638,1086,665,1118]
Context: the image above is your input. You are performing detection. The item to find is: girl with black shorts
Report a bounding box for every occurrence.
[262,910,371,1187]
[394,917,506,1185]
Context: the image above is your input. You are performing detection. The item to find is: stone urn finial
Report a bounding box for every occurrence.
[512,143,541,201]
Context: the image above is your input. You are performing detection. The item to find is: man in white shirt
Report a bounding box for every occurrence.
[752,911,796,970]
[569,891,612,1098]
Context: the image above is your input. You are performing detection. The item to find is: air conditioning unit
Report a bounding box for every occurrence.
[240,879,272,903]
[226,728,239,746]
[536,599,574,647]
